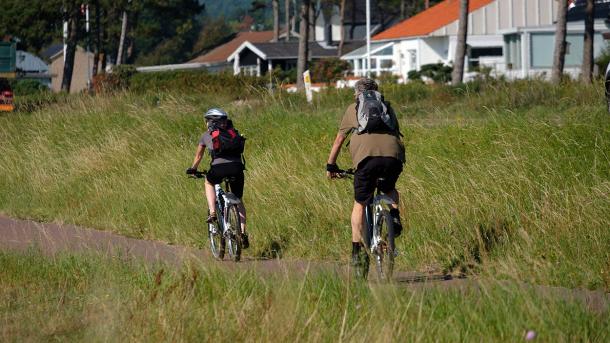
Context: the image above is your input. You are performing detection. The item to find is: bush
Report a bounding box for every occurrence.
[9,79,49,96]
[93,65,137,93]
[310,58,351,84]
[595,43,610,78]
[420,63,453,83]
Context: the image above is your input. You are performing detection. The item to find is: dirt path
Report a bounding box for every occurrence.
[1,214,608,313]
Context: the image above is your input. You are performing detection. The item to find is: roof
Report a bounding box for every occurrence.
[41,44,63,61]
[342,42,394,59]
[373,0,495,40]
[16,50,48,72]
[228,41,363,61]
[189,31,275,64]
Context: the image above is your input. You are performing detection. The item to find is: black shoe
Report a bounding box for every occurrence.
[206,213,217,224]
[389,209,403,238]
[241,233,250,249]
[351,252,369,280]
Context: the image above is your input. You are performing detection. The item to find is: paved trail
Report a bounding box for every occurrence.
[1,214,608,313]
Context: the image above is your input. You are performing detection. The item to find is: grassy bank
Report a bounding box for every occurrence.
[0,80,609,290]
[1,251,607,342]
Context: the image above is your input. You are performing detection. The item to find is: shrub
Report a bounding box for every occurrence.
[9,79,49,96]
[310,58,351,84]
[420,63,453,83]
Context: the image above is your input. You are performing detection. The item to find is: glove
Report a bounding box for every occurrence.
[186,167,197,175]
[326,163,340,173]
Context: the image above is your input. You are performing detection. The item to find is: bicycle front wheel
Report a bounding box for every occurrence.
[225,204,242,262]
[373,210,395,281]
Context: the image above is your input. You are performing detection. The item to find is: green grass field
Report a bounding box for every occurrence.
[1,251,608,342]
[0,79,609,294]
[1,79,609,340]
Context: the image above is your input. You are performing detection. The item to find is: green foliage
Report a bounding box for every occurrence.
[272,66,297,84]
[310,58,351,83]
[128,70,268,97]
[93,65,137,92]
[191,18,236,57]
[419,63,453,83]
[8,79,49,96]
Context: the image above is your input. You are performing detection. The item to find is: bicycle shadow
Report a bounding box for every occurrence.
[393,272,467,284]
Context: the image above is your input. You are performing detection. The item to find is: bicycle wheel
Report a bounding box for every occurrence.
[373,210,395,281]
[208,212,225,260]
[225,204,242,262]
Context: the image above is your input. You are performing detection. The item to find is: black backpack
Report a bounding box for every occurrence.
[209,120,246,159]
[355,90,398,134]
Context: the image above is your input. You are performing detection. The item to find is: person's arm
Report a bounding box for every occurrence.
[326,133,346,178]
[187,145,206,173]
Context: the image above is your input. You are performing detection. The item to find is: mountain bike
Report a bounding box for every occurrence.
[339,169,397,281]
[189,170,243,261]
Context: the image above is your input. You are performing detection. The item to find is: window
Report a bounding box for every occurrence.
[240,65,257,76]
[380,59,393,69]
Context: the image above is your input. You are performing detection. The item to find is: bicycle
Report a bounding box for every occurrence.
[189,170,243,262]
[338,169,397,281]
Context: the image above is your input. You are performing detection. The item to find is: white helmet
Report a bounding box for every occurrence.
[204,108,228,121]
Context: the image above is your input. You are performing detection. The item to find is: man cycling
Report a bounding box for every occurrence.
[187,108,249,248]
[326,78,405,276]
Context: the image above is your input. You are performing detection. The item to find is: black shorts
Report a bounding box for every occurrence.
[354,157,403,204]
[206,162,245,198]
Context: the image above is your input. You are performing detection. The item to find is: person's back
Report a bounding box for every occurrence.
[326,78,405,278]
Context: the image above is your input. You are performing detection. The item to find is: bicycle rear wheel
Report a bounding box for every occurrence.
[225,204,242,262]
[373,210,395,281]
[208,213,225,260]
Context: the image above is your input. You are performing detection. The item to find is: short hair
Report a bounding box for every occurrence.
[355,78,379,94]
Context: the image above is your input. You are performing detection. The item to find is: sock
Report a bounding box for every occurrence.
[352,242,362,256]
[390,208,400,217]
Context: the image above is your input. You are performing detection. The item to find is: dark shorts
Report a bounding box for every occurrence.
[354,157,403,204]
[206,162,245,198]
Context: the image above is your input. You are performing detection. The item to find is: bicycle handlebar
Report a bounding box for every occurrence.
[188,170,207,179]
[334,168,355,179]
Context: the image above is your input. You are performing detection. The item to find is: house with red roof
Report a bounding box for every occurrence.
[342,0,610,81]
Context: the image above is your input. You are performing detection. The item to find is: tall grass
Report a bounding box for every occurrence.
[1,251,608,342]
[0,80,608,290]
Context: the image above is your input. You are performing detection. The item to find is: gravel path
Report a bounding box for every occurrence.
[1,214,607,313]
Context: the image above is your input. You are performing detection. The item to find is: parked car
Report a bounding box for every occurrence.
[0,78,14,111]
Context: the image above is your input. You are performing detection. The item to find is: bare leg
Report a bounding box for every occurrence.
[351,201,364,243]
[237,202,247,233]
[205,180,216,214]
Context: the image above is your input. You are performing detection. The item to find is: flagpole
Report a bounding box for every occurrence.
[366,0,371,77]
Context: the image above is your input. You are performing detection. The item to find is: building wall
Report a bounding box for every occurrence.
[50,47,93,93]
[432,0,560,37]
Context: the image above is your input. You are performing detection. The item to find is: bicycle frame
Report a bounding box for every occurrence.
[214,182,242,237]
[363,194,395,254]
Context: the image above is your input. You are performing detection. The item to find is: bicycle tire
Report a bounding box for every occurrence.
[225,204,242,262]
[373,210,395,281]
[208,207,225,260]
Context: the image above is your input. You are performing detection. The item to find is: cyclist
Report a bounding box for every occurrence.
[326,78,405,275]
[187,108,249,248]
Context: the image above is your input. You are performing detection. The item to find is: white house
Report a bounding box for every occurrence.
[342,0,567,80]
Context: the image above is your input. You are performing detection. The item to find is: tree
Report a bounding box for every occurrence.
[285,0,291,41]
[581,0,595,83]
[92,0,102,76]
[338,0,346,56]
[552,0,569,83]
[272,0,280,41]
[61,3,81,92]
[451,0,468,85]
[297,0,311,90]
[116,8,128,65]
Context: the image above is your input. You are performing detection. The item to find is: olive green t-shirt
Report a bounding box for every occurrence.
[339,103,406,169]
